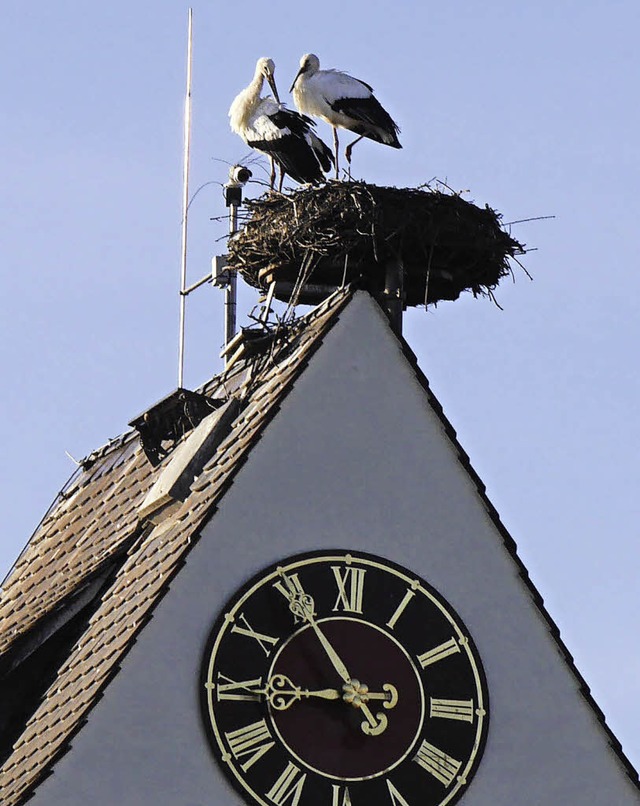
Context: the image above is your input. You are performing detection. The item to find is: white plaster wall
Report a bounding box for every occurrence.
[32,292,639,805]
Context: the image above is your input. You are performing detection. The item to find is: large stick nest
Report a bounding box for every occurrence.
[228,181,525,306]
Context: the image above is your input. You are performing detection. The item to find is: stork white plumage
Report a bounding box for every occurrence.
[290,53,401,177]
[229,57,333,190]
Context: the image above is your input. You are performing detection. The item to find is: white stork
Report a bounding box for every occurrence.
[229,57,333,190]
[290,53,401,177]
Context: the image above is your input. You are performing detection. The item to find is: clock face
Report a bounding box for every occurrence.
[202,550,489,806]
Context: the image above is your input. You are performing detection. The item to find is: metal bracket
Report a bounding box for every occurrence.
[212,254,232,288]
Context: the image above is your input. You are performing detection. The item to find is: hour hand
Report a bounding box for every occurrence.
[265,675,399,719]
[265,674,341,710]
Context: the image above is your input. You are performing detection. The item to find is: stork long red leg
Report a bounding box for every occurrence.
[269,157,276,191]
[345,134,365,165]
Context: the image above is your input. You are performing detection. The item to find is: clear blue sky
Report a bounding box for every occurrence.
[1,0,638,770]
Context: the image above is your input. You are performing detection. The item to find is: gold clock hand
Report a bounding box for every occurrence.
[279,575,352,684]
[342,680,398,734]
[307,688,342,700]
[265,674,341,710]
[305,612,352,684]
[342,681,399,708]
[359,704,388,736]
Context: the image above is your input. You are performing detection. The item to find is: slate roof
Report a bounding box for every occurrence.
[0,287,638,803]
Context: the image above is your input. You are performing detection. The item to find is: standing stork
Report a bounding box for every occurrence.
[229,57,333,190]
[290,53,401,177]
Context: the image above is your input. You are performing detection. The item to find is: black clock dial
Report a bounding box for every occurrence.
[201,550,489,806]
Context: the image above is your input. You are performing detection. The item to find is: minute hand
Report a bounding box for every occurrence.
[283,585,352,683]
[303,607,351,683]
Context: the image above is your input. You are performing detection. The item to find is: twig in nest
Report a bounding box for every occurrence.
[511,255,534,281]
[488,289,504,310]
[504,215,556,226]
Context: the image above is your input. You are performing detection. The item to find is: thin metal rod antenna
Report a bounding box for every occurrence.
[177,8,194,389]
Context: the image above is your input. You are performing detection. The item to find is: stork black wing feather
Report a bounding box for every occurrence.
[270,109,316,137]
[329,95,401,145]
[247,133,326,185]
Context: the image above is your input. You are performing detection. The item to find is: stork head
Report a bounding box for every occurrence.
[289,53,320,92]
[256,57,280,103]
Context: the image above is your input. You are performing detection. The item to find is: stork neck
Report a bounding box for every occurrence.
[229,78,262,134]
[251,70,265,97]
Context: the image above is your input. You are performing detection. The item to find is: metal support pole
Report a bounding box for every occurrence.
[224,198,238,366]
[224,271,237,353]
[383,257,404,336]
[222,176,244,367]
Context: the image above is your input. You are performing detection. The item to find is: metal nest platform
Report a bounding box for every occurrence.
[228,181,525,307]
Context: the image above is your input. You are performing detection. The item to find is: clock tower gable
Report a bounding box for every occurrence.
[2,291,638,805]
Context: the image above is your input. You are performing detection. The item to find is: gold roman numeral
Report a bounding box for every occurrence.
[266,761,307,805]
[213,673,263,702]
[413,739,461,787]
[331,565,366,613]
[386,779,411,805]
[273,572,305,602]
[224,719,275,771]
[385,588,416,630]
[273,573,314,623]
[331,784,353,806]
[417,637,460,668]
[430,697,475,723]
[230,613,279,656]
